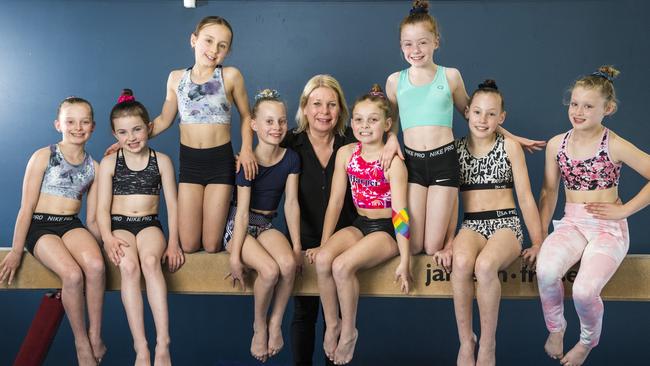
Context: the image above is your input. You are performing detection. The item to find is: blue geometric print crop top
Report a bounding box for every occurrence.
[40,144,95,200]
[177,65,232,124]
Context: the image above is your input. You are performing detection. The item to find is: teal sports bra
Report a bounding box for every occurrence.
[396,66,453,130]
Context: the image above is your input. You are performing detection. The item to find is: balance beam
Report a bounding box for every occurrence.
[1,248,649,300]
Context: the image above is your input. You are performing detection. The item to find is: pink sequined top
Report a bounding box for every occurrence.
[556,128,621,191]
[346,143,391,209]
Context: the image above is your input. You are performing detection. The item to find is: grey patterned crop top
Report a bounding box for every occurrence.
[177,65,232,124]
[40,144,95,200]
[457,133,513,191]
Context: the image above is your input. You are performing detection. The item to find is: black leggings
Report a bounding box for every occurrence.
[291,296,335,366]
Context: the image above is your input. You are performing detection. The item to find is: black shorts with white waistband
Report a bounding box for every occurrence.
[111,215,163,236]
[25,213,86,255]
[404,141,460,188]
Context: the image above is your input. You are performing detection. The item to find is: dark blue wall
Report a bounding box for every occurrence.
[1,1,649,365]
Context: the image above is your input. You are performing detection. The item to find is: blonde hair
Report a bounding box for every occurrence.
[295,75,349,136]
[400,0,440,40]
[570,65,620,113]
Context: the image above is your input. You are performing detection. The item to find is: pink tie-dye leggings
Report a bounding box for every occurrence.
[536,203,629,348]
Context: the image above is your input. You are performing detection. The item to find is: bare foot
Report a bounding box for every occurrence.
[333,329,358,365]
[323,321,341,361]
[154,343,171,366]
[457,334,476,366]
[544,331,564,359]
[476,340,496,366]
[90,337,107,364]
[251,324,269,363]
[267,319,284,357]
[560,342,591,366]
[75,340,98,366]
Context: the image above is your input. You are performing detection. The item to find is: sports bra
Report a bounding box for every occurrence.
[457,134,513,191]
[396,66,453,130]
[113,148,161,196]
[40,144,95,200]
[556,128,621,191]
[346,143,391,209]
[177,65,232,125]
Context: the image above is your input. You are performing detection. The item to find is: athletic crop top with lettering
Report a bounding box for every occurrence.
[456,134,513,192]
[396,66,453,130]
[113,148,161,196]
[40,144,95,200]
[235,148,301,211]
[346,143,391,209]
[177,65,231,124]
[556,128,621,191]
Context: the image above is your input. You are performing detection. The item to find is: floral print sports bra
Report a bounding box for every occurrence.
[177,65,231,125]
[346,143,391,209]
[556,128,621,191]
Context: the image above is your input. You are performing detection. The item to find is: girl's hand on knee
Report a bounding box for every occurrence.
[433,246,453,273]
[521,245,541,270]
[293,249,304,275]
[163,244,185,273]
[0,249,23,285]
[515,136,547,153]
[227,258,246,290]
[305,247,321,265]
[103,235,129,266]
[394,261,412,294]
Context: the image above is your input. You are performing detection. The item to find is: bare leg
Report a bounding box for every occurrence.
[332,232,398,365]
[407,183,427,254]
[201,184,232,252]
[257,229,297,357]
[178,183,204,253]
[315,227,361,360]
[136,228,170,366]
[113,230,150,366]
[451,229,484,366]
[423,185,457,255]
[239,234,281,363]
[62,228,107,363]
[474,230,521,366]
[34,236,96,366]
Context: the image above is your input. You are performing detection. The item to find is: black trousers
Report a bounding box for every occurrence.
[291,296,335,366]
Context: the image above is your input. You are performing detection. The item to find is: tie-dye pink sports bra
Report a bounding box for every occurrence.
[556,128,621,191]
[346,143,391,209]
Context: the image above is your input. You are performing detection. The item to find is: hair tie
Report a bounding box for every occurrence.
[369,90,386,99]
[409,6,428,15]
[254,88,281,101]
[117,95,135,104]
[591,71,613,82]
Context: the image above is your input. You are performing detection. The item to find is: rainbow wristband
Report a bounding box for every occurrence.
[392,208,410,239]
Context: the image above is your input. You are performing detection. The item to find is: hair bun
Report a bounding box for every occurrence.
[478,79,498,90]
[254,88,281,101]
[368,84,386,99]
[117,88,136,104]
[591,65,620,82]
[410,0,429,14]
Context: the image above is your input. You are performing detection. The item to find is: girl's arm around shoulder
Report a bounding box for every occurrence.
[385,71,401,134]
[150,69,183,138]
[381,75,405,170]
[156,152,184,272]
[224,66,258,180]
[386,155,411,293]
[445,67,469,115]
[0,147,50,285]
[586,131,650,219]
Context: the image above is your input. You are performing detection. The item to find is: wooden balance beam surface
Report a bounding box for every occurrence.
[1,248,649,300]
